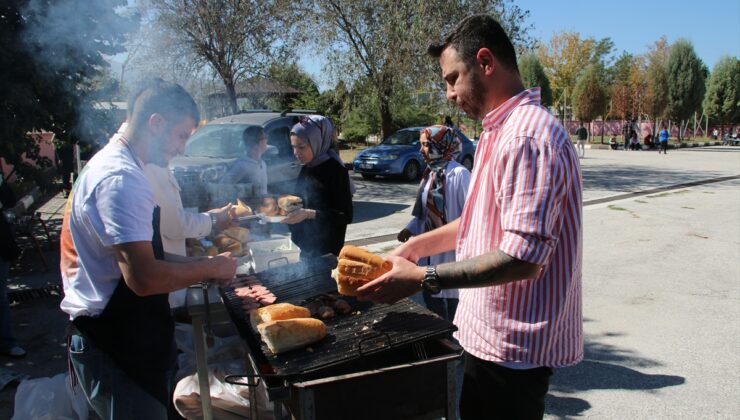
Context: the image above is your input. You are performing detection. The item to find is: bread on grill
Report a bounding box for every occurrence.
[332,245,392,296]
[256,318,327,354]
[250,303,311,331]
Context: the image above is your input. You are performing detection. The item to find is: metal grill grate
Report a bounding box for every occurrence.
[221,256,456,380]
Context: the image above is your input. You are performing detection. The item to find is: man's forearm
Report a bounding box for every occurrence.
[406,218,460,258]
[436,249,541,289]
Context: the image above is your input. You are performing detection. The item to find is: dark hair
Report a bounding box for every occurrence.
[428,14,518,73]
[128,79,200,133]
[242,126,265,150]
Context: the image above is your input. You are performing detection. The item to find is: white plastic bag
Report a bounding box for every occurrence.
[12,373,89,420]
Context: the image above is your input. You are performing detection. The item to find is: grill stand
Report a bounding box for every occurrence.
[188,285,264,420]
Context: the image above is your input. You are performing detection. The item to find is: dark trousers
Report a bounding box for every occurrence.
[660,142,668,153]
[460,352,553,420]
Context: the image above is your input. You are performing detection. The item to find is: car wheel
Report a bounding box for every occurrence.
[361,173,376,180]
[402,160,420,181]
[461,155,474,171]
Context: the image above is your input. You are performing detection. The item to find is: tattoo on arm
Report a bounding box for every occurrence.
[436,250,540,289]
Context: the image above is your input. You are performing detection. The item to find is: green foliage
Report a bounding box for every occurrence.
[665,39,707,128]
[312,0,532,139]
[519,52,553,107]
[703,56,740,125]
[644,37,669,121]
[572,64,607,122]
[0,0,135,182]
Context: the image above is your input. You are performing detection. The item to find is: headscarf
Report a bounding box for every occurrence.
[411,125,462,231]
[290,115,355,195]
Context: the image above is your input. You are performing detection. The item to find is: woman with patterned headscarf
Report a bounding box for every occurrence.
[282,115,353,260]
[397,125,470,321]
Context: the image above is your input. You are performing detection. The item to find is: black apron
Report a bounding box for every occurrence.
[69,207,175,406]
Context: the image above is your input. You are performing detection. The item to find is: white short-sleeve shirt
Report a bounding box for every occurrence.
[60,142,155,319]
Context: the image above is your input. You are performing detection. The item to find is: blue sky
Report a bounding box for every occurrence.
[302,0,740,89]
[517,0,739,68]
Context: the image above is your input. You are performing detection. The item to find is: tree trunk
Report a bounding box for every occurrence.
[378,91,393,140]
[225,81,238,115]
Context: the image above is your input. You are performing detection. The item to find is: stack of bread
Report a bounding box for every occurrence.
[250,303,327,354]
[331,245,392,296]
[185,199,252,257]
[259,195,303,217]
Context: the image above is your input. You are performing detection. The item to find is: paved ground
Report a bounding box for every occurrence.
[1,145,738,419]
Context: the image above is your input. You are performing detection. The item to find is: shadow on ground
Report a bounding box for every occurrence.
[581,163,733,194]
[350,173,419,204]
[545,319,685,417]
[352,201,409,224]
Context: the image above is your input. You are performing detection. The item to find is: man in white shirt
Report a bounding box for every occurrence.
[60,80,237,419]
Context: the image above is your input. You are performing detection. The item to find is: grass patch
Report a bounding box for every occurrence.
[681,206,695,209]
[703,191,715,194]
[635,199,648,204]
[608,205,628,211]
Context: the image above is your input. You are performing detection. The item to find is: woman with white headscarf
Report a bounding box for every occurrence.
[282,115,353,260]
[397,125,470,322]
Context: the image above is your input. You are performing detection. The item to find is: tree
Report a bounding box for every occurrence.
[643,37,670,135]
[149,0,300,115]
[519,52,552,107]
[665,39,707,140]
[0,0,135,183]
[537,31,614,112]
[266,63,321,111]
[311,0,532,139]
[609,52,636,121]
[572,64,607,126]
[703,56,740,131]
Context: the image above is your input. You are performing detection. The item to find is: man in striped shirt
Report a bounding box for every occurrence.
[357,14,583,419]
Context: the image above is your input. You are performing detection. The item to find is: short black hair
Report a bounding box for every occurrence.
[428,14,518,73]
[242,126,265,150]
[128,79,200,132]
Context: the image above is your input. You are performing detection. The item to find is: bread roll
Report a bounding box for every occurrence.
[234,198,253,217]
[259,197,279,217]
[250,303,311,331]
[222,226,250,243]
[333,245,392,296]
[257,318,327,354]
[277,195,303,215]
[223,241,242,254]
[205,246,219,257]
[213,234,238,249]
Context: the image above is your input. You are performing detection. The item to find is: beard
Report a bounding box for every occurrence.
[463,73,488,120]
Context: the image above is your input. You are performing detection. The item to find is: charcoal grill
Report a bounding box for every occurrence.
[187,255,463,420]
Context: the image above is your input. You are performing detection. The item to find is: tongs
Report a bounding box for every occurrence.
[234,213,267,225]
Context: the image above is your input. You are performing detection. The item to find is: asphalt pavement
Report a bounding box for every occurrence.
[2,145,739,419]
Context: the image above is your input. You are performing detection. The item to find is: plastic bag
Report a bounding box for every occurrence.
[173,326,273,419]
[12,373,89,420]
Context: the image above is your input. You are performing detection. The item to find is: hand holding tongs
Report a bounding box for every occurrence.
[234,213,267,225]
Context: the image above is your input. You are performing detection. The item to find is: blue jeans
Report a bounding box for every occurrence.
[68,334,170,419]
[0,260,18,351]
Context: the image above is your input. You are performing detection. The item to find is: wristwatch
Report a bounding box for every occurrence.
[209,212,217,231]
[421,266,442,295]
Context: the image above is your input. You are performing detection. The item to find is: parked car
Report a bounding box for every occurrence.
[169,110,313,210]
[352,127,476,181]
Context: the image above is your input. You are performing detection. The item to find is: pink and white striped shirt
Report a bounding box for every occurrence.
[453,88,583,368]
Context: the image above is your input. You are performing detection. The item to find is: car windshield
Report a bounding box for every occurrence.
[184,124,250,158]
[381,130,420,146]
